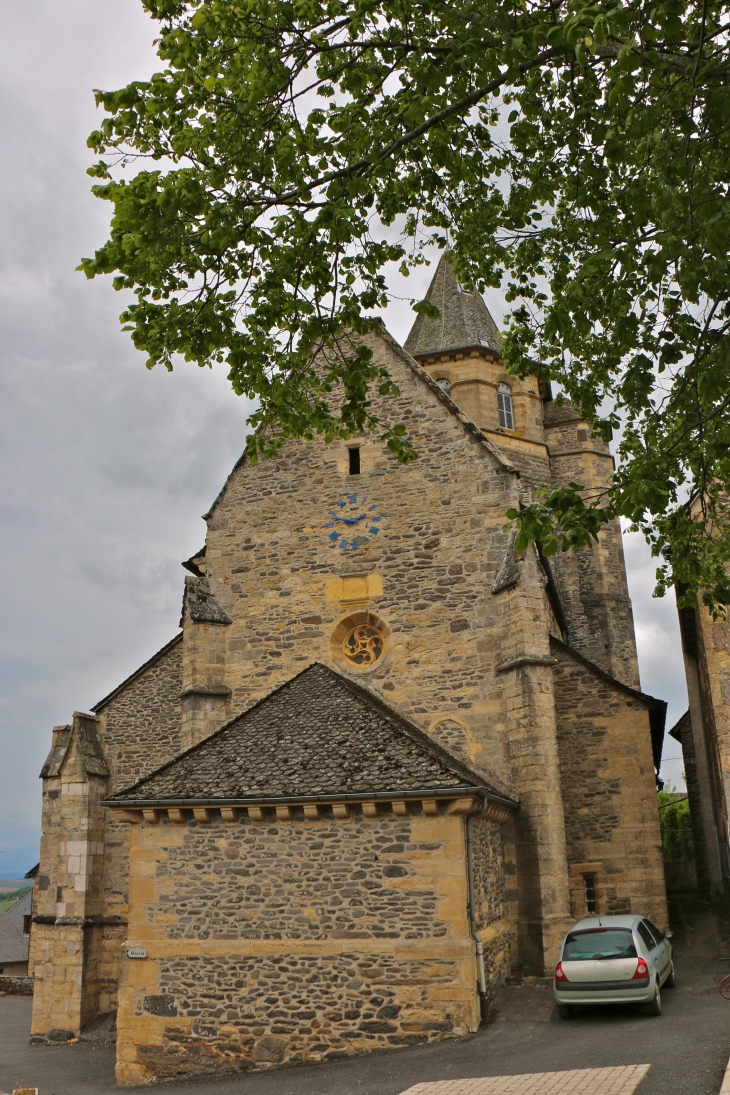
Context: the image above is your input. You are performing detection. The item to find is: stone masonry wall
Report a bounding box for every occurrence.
[96,638,184,1014]
[696,605,730,858]
[115,807,491,1085]
[194,331,576,975]
[551,642,668,928]
[469,816,512,997]
[545,412,640,690]
[95,639,182,1011]
[201,333,527,789]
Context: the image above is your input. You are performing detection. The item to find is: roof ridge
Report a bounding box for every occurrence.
[108,659,328,800]
[308,663,514,797]
[108,661,518,806]
[403,253,502,359]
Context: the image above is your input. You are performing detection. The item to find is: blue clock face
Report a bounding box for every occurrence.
[324,492,382,551]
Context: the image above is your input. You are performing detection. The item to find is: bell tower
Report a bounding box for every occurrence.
[404,253,640,690]
[404,254,546,455]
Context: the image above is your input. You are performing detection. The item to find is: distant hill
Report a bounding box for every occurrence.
[0,886,32,912]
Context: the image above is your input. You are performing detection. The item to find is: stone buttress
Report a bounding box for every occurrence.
[31,713,109,1040]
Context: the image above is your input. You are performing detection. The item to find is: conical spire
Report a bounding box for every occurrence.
[404,254,502,359]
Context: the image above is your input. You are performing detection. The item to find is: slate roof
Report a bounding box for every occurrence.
[0,905,28,965]
[107,662,517,807]
[404,254,502,359]
[669,709,691,744]
[542,397,582,425]
[6,890,31,937]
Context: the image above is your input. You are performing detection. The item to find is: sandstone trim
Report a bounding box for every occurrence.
[495,655,558,673]
[107,790,514,826]
[179,684,232,698]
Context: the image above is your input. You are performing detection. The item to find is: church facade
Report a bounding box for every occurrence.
[29,257,667,1083]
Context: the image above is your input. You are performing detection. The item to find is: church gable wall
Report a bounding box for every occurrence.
[200,332,524,786]
[114,808,508,1084]
[97,637,183,796]
[551,644,667,928]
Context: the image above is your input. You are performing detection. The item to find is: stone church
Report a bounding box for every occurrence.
[29,256,668,1084]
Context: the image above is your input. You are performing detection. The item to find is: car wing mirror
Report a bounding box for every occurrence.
[664,931,673,940]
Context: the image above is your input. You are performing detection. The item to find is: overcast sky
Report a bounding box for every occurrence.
[0,1,686,878]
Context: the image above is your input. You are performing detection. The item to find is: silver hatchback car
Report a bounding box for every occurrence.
[554,915,674,1019]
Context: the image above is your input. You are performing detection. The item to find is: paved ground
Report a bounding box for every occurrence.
[2,904,729,1095]
[400,1066,652,1095]
[1,951,728,1095]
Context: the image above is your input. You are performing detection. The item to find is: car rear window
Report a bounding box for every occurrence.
[563,929,637,961]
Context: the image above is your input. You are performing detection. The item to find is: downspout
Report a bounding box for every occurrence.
[466,804,489,1023]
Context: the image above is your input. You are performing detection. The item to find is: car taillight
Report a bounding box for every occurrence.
[555,962,568,982]
[633,957,649,979]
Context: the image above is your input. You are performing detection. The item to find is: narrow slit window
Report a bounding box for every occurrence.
[498,383,514,429]
[436,377,452,397]
[348,447,361,475]
[583,874,597,915]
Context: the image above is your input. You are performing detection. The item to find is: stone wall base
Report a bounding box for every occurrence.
[0,975,34,996]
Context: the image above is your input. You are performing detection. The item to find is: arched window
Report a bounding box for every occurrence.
[436,377,452,397]
[498,382,514,429]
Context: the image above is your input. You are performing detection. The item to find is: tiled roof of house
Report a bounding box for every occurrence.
[108,662,517,806]
[404,254,502,358]
[0,906,29,964]
[542,397,582,425]
[6,890,32,937]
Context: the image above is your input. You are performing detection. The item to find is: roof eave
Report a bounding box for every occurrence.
[102,785,518,811]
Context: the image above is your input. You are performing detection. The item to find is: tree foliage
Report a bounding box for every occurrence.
[658,789,693,861]
[81,0,730,609]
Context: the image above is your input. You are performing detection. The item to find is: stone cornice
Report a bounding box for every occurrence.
[105,788,516,826]
[179,683,232,699]
[495,655,558,673]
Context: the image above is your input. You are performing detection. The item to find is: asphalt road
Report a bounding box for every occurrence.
[1,952,728,1095]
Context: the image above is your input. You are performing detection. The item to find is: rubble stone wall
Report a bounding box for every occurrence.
[114,807,501,1084]
[0,974,34,993]
[195,332,574,973]
[95,639,184,1014]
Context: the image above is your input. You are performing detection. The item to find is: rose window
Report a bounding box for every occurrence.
[343,624,384,667]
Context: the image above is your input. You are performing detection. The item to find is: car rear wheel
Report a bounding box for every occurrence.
[644,986,662,1016]
[664,963,676,988]
[557,1004,574,1020]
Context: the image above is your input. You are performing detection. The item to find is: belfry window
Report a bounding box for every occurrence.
[348,447,361,475]
[498,382,514,429]
[436,377,452,397]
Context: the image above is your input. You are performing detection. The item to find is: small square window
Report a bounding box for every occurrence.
[583,874,597,915]
[348,447,361,475]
